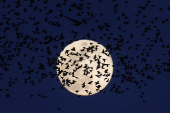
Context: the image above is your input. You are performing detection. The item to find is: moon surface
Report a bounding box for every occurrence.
[56,39,114,96]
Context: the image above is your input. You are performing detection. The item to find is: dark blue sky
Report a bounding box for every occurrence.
[0,0,170,113]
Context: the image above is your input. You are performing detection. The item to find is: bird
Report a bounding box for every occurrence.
[0,1,169,110]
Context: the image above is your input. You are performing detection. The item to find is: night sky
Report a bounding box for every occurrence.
[0,0,170,113]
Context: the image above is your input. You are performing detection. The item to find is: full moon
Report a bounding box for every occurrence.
[56,39,113,96]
